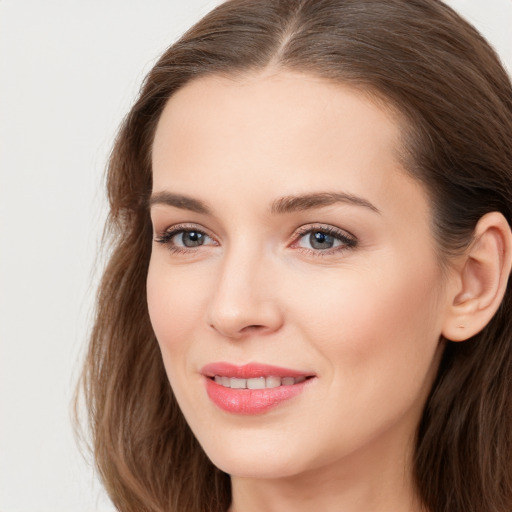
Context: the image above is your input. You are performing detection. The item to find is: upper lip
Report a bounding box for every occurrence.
[201,362,315,379]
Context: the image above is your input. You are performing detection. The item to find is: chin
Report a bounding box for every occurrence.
[199,434,305,479]
[212,456,301,480]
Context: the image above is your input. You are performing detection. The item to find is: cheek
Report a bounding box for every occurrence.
[146,259,207,353]
[282,258,444,382]
[274,261,444,459]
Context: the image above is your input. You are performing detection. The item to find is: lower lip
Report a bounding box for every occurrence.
[205,377,310,415]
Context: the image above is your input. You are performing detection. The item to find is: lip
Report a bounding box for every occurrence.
[201,362,313,379]
[201,362,315,415]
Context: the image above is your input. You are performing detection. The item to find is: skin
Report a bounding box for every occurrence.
[147,71,456,512]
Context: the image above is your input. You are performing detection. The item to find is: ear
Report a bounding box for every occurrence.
[442,212,512,342]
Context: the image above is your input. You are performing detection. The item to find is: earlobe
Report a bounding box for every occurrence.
[442,212,512,342]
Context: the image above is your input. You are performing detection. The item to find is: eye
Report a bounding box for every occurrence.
[173,230,210,248]
[292,225,357,254]
[302,231,339,250]
[154,225,217,252]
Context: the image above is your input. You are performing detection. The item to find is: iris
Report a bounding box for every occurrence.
[310,231,335,249]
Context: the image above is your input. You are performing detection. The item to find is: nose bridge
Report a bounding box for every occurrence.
[207,238,282,338]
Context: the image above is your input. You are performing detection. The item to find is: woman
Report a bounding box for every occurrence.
[78,0,512,511]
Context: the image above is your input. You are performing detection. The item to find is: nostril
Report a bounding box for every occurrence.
[209,322,269,339]
[241,324,265,332]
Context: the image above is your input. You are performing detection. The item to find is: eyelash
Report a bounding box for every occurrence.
[291,225,358,256]
[154,224,216,255]
[154,223,358,256]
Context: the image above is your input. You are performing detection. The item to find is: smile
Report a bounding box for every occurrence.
[201,362,315,414]
[212,375,307,389]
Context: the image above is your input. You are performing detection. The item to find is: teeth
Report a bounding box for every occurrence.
[266,376,281,388]
[247,377,266,389]
[230,377,246,389]
[212,375,308,389]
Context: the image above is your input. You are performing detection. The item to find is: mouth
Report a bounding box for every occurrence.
[201,362,316,415]
[210,375,309,389]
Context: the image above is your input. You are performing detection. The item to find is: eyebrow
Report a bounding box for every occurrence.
[149,191,210,214]
[149,191,380,215]
[270,192,380,215]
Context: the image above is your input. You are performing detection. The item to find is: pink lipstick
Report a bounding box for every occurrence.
[201,362,314,415]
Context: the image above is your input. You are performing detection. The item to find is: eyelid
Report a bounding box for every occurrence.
[154,223,218,247]
[153,222,358,256]
[289,224,358,253]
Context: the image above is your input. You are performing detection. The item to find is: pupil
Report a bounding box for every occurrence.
[310,231,334,250]
[183,231,204,247]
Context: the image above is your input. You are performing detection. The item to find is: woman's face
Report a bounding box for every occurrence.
[147,71,450,480]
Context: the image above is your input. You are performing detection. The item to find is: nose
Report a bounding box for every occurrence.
[206,248,284,339]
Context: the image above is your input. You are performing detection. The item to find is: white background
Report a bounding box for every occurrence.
[0,1,511,511]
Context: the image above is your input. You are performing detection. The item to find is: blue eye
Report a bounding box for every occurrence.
[174,230,208,247]
[155,226,216,251]
[295,226,357,252]
[307,231,337,250]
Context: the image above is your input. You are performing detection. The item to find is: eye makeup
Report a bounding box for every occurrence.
[154,223,218,255]
[153,221,358,258]
[290,224,358,256]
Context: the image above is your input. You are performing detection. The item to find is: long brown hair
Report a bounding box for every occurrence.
[77,1,512,511]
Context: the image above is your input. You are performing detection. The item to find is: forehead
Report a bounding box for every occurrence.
[152,71,404,171]
[151,70,427,223]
